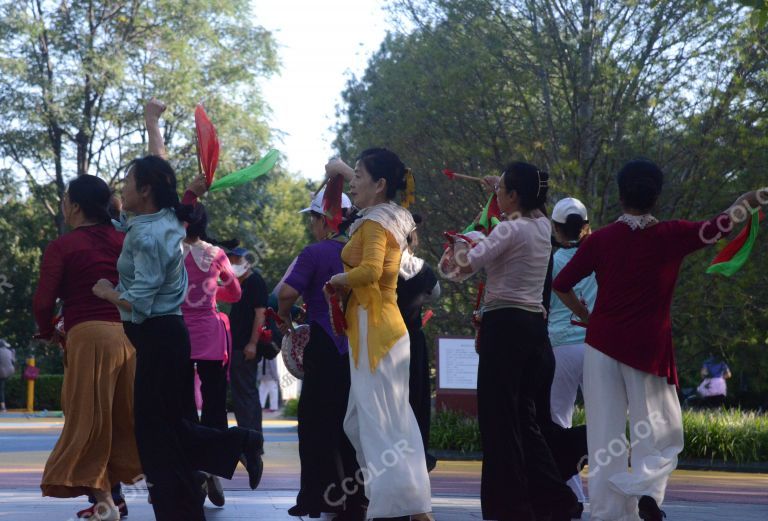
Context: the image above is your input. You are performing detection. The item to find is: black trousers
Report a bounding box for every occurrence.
[124,316,249,521]
[193,359,229,431]
[477,308,577,521]
[296,323,365,512]
[408,327,431,455]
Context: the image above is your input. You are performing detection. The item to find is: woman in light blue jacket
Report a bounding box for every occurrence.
[548,197,598,509]
[93,99,263,521]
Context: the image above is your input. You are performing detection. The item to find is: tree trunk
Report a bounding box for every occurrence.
[53,126,66,237]
[577,0,597,200]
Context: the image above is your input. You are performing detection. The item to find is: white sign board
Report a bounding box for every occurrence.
[438,337,479,390]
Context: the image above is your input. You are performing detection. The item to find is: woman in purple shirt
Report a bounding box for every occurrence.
[277,190,365,521]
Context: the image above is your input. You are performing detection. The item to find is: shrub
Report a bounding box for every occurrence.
[681,408,768,463]
[282,398,298,418]
[3,374,64,410]
[429,407,768,464]
[429,409,482,453]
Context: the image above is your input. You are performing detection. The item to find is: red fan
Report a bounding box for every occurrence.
[421,309,434,327]
[324,283,348,335]
[323,174,345,232]
[195,104,220,187]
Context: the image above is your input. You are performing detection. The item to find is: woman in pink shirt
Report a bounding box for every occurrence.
[456,162,579,521]
[181,203,242,506]
[553,159,768,521]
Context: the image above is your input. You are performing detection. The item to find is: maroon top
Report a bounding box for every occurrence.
[552,215,728,386]
[33,224,125,338]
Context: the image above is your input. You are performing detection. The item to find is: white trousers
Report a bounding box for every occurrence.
[344,307,432,519]
[584,346,683,521]
[550,343,587,502]
[259,378,278,409]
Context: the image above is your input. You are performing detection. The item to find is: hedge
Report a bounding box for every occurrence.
[2,375,64,411]
[430,407,768,463]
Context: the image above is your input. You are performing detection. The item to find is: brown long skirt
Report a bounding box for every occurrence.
[41,321,142,497]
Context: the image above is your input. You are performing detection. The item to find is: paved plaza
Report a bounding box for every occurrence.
[1,413,767,520]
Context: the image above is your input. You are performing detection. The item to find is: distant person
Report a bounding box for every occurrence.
[227,246,270,432]
[697,355,732,408]
[0,339,15,413]
[257,357,279,412]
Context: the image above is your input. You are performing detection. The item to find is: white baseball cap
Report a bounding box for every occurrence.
[552,197,588,224]
[299,189,352,214]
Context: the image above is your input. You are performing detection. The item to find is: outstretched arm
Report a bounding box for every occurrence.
[724,188,768,219]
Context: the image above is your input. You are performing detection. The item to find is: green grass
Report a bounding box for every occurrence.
[430,407,768,463]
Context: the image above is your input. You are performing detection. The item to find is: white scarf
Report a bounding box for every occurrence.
[617,214,659,231]
[399,249,425,281]
[349,201,416,252]
[182,240,219,272]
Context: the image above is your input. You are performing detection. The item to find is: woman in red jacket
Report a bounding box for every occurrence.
[34,174,142,521]
[554,159,768,521]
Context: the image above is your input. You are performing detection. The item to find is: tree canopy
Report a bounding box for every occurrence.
[335,0,768,405]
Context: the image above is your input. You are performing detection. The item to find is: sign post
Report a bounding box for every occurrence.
[435,337,478,416]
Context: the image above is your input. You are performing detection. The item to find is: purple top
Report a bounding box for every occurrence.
[283,239,349,354]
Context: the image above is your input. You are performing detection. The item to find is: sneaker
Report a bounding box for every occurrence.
[76,504,121,521]
[77,501,128,519]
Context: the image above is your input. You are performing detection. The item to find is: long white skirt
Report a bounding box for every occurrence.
[343,307,432,518]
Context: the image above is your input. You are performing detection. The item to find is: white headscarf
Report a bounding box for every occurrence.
[349,201,416,252]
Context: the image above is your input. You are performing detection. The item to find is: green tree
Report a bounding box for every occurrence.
[336,0,768,405]
[0,0,277,235]
[0,1,315,371]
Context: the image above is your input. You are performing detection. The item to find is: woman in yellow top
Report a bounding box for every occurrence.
[326,149,432,521]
